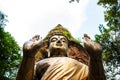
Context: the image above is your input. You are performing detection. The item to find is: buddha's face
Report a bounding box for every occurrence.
[48,35,68,56]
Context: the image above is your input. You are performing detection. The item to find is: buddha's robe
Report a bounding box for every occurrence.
[35,57,88,80]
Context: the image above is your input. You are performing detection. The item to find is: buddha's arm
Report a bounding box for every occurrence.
[16,35,42,80]
[83,34,106,80]
[16,55,35,80]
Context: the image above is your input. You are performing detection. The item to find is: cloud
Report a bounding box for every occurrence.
[0,0,89,46]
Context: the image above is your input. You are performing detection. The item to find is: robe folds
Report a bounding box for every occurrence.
[35,57,88,80]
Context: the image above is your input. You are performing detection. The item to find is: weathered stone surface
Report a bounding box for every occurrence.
[35,24,89,65]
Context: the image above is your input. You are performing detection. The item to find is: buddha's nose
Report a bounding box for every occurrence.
[57,40,61,43]
[56,40,62,46]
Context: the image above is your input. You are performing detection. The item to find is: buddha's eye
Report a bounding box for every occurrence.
[51,38,57,42]
[61,38,66,42]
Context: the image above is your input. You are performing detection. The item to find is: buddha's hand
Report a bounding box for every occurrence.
[83,34,102,59]
[23,35,42,57]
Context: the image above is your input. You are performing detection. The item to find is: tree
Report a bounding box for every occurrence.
[95,0,120,79]
[69,0,80,3]
[69,0,120,79]
[0,11,22,80]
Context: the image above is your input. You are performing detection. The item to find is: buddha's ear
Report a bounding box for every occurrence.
[67,41,89,65]
[46,49,50,57]
[66,48,70,57]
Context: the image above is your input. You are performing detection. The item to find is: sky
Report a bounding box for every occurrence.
[0,0,104,46]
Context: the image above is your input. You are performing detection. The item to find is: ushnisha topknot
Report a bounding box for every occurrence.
[43,24,79,45]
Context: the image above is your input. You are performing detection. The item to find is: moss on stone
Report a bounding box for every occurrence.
[43,24,81,45]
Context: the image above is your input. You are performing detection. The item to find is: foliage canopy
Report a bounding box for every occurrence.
[0,11,21,80]
[95,0,120,79]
